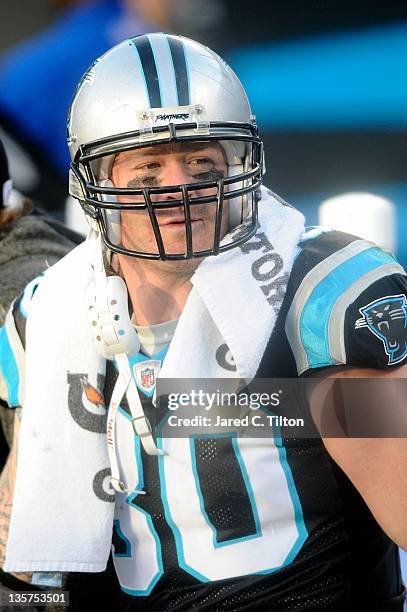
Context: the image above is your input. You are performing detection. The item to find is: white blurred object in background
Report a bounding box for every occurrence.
[319,192,397,253]
[64,195,88,236]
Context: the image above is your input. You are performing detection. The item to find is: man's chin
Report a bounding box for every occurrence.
[119,243,204,275]
[122,236,215,258]
[156,257,203,275]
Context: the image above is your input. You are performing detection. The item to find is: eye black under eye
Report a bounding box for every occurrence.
[192,170,225,182]
[127,176,158,188]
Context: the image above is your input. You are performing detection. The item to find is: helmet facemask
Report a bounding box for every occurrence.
[70,117,263,260]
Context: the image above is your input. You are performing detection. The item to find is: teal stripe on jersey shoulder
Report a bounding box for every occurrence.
[0,324,20,407]
[298,226,332,244]
[293,226,332,262]
[19,273,44,318]
[300,247,398,369]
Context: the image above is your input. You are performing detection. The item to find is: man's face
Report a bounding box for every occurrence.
[111,141,229,257]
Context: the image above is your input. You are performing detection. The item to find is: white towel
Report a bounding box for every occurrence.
[4,187,305,573]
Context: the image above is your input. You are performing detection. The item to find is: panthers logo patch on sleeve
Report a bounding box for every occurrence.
[355,294,407,365]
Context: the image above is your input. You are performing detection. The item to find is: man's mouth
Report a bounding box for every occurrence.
[159,217,202,227]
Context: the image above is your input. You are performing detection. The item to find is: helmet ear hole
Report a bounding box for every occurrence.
[99,179,121,246]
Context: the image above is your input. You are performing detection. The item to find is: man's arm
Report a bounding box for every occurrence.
[308,364,407,551]
[0,408,33,584]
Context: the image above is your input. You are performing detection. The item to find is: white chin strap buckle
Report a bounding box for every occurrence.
[86,275,140,359]
[86,234,165,502]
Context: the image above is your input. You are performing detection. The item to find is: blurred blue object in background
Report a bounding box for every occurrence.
[0,0,154,176]
[228,23,407,130]
[226,23,407,265]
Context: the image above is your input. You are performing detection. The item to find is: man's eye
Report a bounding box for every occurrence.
[188,157,213,167]
[135,162,160,171]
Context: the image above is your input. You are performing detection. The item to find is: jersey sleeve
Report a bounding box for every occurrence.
[344,272,407,369]
[284,234,407,375]
[0,275,43,407]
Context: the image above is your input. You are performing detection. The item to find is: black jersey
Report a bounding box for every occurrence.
[103,229,406,611]
[1,228,406,611]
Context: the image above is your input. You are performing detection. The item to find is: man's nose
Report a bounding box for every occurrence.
[159,161,196,200]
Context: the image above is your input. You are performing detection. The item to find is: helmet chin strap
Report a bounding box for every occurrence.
[86,230,165,496]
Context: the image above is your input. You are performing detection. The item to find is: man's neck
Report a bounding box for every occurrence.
[117,254,200,326]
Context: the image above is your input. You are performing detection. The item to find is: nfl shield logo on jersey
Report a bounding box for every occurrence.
[134,360,161,395]
[141,367,154,389]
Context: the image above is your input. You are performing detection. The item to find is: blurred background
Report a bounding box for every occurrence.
[0,0,406,594]
[1,0,407,259]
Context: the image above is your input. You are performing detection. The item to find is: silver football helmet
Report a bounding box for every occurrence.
[68,33,264,260]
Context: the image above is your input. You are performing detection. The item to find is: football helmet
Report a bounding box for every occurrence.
[68,33,264,260]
